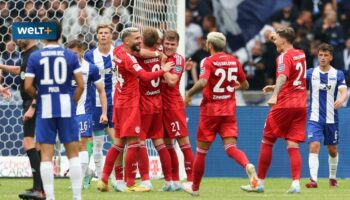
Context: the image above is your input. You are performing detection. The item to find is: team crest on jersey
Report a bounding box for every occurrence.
[277,64,285,72]
[174,66,183,73]
[200,67,205,76]
[135,126,141,134]
[133,64,142,72]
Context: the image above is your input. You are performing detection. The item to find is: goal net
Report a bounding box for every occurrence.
[0,0,185,179]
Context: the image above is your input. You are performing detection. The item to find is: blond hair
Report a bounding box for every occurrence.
[207,32,226,52]
[96,24,113,33]
[121,27,139,42]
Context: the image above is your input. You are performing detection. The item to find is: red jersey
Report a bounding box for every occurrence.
[113,46,144,108]
[274,48,307,109]
[161,53,185,110]
[138,56,162,114]
[199,52,246,116]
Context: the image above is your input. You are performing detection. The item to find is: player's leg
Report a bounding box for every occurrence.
[325,123,339,187]
[138,139,151,187]
[124,136,142,189]
[286,140,302,193]
[177,136,194,184]
[164,138,180,186]
[305,120,322,188]
[19,100,44,199]
[92,107,106,179]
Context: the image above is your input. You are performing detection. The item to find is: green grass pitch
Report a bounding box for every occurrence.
[1,178,350,200]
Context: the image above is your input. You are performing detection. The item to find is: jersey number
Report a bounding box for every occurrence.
[151,64,161,88]
[171,121,180,132]
[293,61,306,86]
[40,57,67,85]
[213,68,237,93]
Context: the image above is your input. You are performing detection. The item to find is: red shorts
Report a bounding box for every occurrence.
[163,109,189,138]
[140,113,164,140]
[263,107,307,143]
[114,107,142,139]
[197,115,238,142]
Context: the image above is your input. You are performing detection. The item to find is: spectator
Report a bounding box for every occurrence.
[309,40,322,68]
[0,40,21,90]
[185,9,203,59]
[46,0,66,21]
[301,0,336,20]
[202,15,218,35]
[186,0,212,25]
[101,0,131,26]
[270,5,298,29]
[243,40,266,90]
[292,10,313,33]
[338,0,350,38]
[262,30,278,85]
[294,28,311,66]
[333,37,350,86]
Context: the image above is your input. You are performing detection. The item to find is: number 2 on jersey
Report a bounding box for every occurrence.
[40,57,67,85]
[213,68,237,93]
[293,61,306,86]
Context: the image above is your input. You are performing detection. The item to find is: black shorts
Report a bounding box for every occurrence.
[22,99,36,138]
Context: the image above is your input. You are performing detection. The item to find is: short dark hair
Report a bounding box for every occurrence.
[318,43,334,55]
[46,20,62,42]
[163,30,179,42]
[204,15,216,26]
[142,27,159,48]
[65,39,85,50]
[276,27,295,44]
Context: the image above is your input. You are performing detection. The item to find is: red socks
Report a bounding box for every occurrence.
[257,142,273,180]
[138,144,150,181]
[166,144,179,181]
[224,144,249,168]
[101,144,124,183]
[287,147,302,180]
[192,147,208,191]
[180,144,194,182]
[125,142,140,187]
[155,144,173,181]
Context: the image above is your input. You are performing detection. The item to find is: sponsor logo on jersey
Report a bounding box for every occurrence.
[133,64,143,72]
[174,66,183,73]
[135,126,141,134]
[200,67,205,76]
[277,64,285,72]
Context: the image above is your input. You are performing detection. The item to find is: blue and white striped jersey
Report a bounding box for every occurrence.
[74,59,101,115]
[307,66,347,124]
[25,45,81,119]
[84,45,116,107]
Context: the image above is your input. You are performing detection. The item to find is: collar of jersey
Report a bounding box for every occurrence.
[44,44,60,48]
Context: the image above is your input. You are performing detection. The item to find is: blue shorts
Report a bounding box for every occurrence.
[307,120,339,145]
[35,117,79,144]
[92,105,114,131]
[76,114,93,138]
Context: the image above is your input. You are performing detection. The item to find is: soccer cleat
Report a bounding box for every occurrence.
[287,185,301,194]
[113,180,127,192]
[183,182,199,197]
[125,185,151,192]
[305,179,318,188]
[245,163,258,188]
[97,180,109,192]
[19,190,45,200]
[173,182,184,191]
[329,179,338,188]
[83,168,95,189]
[240,184,264,193]
[159,182,175,192]
[139,181,153,191]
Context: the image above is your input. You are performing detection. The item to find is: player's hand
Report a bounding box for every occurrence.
[262,85,275,94]
[184,95,192,107]
[334,99,343,109]
[160,52,168,64]
[269,32,278,42]
[0,87,11,100]
[185,58,193,71]
[23,107,35,122]
[234,82,241,90]
[162,62,174,72]
[100,114,108,124]
[267,95,277,106]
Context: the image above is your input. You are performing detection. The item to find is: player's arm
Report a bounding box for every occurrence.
[137,62,173,81]
[73,71,84,105]
[163,70,180,87]
[24,76,36,99]
[334,86,348,109]
[236,80,249,90]
[95,81,108,124]
[0,63,20,75]
[184,78,208,107]
[266,74,287,106]
[138,48,160,58]
[0,84,11,100]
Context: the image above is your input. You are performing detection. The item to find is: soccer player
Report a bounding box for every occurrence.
[136,27,174,190]
[84,24,117,180]
[111,27,173,192]
[0,39,44,199]
[161,30,194,190]
[305,43,348,188]
[241,27,307,193]
[66,39,108,189]
[24,21,84,200]
[183,32,258,196]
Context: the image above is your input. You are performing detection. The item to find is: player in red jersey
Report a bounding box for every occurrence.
[161,30,195,190]
[97,27,173,192]
[241,27,307,193]
[183,32,258,196]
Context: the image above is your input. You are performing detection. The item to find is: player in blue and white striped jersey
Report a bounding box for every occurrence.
[66,39,108,189]
[84,24,119,181]
[24,21,84,200]
[305,43,348,188]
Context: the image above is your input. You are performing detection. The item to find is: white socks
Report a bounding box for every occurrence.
[41,162,54,200]
[93,135,104,178]
[69,157,82,200]
[79,151,89,176]
[309,153,319,182]
[292,180,300,188]
[329,153,338,180]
